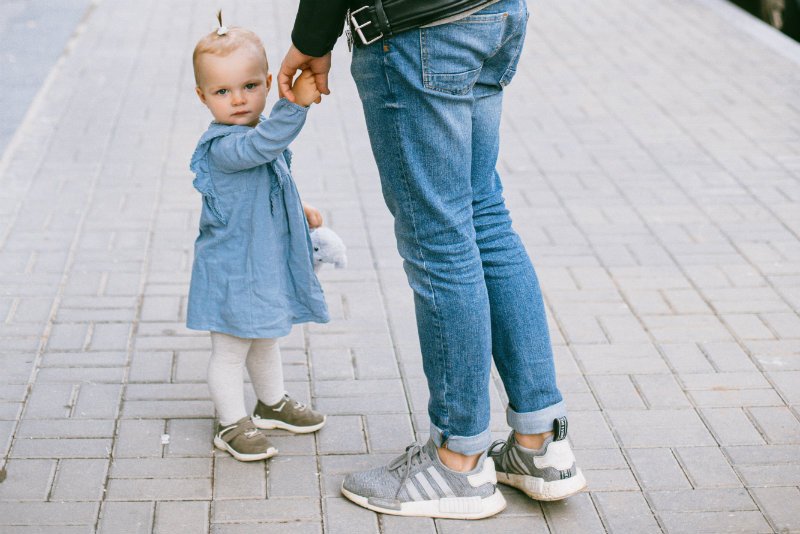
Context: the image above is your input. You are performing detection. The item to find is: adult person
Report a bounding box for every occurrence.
[280,0,586,518]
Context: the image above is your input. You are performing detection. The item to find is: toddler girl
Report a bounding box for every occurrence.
[187,20,329,461]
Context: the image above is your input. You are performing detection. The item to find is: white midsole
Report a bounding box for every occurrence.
[340,484,506,519]
[496,469,587,501]
[253,416,326,434]
[213,436,277,462]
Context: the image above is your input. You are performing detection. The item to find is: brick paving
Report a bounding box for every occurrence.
[0,0,799,532]
[0,0,93,155]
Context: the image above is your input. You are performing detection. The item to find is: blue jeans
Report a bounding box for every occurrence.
[351,0,566,455]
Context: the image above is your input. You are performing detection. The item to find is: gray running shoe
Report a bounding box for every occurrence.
[252,393,326,434]
[341,439,506,519]
[213,416,277,462]
[489,417,586,501]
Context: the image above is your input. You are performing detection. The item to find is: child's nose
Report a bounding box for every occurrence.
[232,91,246,105]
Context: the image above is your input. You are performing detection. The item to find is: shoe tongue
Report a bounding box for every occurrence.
[507,430,518,446]
[422,439,438,460]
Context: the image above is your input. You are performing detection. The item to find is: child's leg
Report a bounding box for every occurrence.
[245,337,284,406]
[208,332,252,426]
[248,337,326,433]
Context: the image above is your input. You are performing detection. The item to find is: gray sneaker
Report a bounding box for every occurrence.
[213,416,277,462]
[252,393,326,434]
[488,417,586,501]
[341,439,506,519]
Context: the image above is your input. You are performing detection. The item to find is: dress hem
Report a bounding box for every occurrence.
[186,314,329,339]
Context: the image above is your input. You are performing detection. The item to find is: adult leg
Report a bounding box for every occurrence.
[469,4,566,437]
[341,1,548,518]
[468,2,586,501]
[352,25,496,457]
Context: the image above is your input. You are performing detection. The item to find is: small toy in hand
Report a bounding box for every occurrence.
[311,227,347,272]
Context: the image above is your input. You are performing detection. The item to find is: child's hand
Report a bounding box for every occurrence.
[292,70,322,107]
[303,201,323,229]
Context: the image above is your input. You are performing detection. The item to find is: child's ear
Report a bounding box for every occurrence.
[266,73,273,91]
[195,86,207,105]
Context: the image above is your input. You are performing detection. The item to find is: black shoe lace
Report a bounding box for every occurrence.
[488,439,510,472]
[388,442,426,499]
[488,439,508,458]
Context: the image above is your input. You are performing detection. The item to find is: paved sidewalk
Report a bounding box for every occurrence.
[0,0,799,532]
[0,0,93,154]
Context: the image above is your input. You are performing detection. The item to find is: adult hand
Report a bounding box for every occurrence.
[279,45,332,103]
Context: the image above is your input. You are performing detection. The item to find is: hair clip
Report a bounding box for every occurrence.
[216,10,228,36]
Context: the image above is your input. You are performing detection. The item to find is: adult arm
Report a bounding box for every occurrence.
[281,0,349,101]
[291,0,349,57]
[209,99,309,172]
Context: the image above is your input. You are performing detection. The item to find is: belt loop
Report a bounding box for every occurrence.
[373,0,392,36]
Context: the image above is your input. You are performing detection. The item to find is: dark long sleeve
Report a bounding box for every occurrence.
[291,0,350,57]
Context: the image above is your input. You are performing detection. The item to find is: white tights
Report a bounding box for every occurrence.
[208,332,285,426]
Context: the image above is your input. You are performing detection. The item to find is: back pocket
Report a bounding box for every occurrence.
[498,10,529,87]
[421,12,508,95]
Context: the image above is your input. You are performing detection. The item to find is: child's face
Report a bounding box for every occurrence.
[195,47,271,127]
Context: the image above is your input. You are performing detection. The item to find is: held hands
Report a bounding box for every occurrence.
[292,70,322,107]
[279,45,331,103]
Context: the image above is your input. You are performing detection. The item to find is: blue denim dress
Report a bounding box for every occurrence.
[187,98,329,339]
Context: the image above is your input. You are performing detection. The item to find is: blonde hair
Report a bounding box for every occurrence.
[192,19,268,86]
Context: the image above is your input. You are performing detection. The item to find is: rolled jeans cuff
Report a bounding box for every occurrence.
[507,400,567,434]
[430,423,492,456]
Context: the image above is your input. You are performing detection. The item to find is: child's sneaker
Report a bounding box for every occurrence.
[340,439,506,519]
[488,417,586,501]
[252,393,326,434]
[213,416,277,462]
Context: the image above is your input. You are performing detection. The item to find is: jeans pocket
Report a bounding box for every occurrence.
[499,10,529,87]
[421,12,508,95]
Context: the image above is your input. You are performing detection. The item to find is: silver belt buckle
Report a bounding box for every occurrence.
[350,5,383,45]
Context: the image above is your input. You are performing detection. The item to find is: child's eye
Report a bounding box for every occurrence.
[245,83,258,90]
[215,89,228,95]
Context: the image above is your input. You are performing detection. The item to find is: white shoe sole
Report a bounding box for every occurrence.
[340,484,507,519]
[213,436,277,462]
[252,416,326,434]
[497,469,587,501]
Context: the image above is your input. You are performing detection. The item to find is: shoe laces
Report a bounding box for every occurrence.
[388,442,426,499]
[488,439,508,458]
[280,394,307,412]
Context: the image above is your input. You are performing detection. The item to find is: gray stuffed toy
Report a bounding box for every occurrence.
[310,227,347,272]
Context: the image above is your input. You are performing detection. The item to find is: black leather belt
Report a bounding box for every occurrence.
[348,0,495,46]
